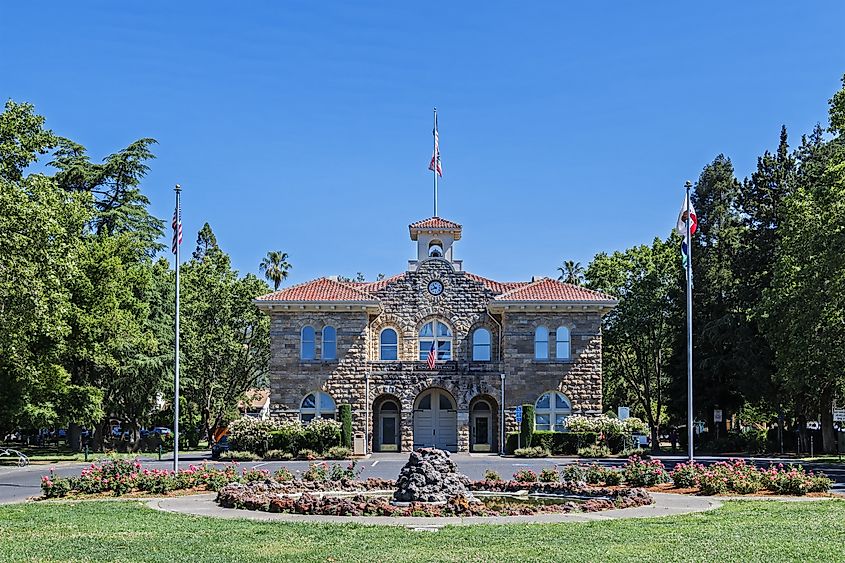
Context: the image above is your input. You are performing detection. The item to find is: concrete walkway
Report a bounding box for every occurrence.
[148,492,721,529]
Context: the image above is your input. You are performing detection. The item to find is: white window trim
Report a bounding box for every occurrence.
[472,327,492,362]
[300,391,337,422]
[534,391,572,432]
[322,325,337,361]
[301,326,316,361]
[379,327,399,361]
[418,320,453,362]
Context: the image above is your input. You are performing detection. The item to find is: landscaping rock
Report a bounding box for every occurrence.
[393,448,474,503]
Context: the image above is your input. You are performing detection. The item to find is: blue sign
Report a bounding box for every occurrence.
[514,406,523,423]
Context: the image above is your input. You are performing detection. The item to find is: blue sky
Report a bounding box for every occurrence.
[3,2,844,284]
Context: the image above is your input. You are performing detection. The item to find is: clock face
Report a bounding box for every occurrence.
[427,280,444,296]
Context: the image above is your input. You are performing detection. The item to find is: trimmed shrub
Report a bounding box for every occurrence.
[483,469,501,481]
[514,446,549,458]
[506,431,598,455]
[325,446,352,460]
[520,404,535,448]
[339,404,353,449]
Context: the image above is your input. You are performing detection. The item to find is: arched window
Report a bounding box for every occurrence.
[428,240,443,257]
[322,326,337,360]
[418,320,452,361]
[534,326,549,360]
[555,326,571,360]
[301,326,316,360]
[534,391,572,431]
[300,391,336,423]
[472,328,491,361]
[380,328,398,361]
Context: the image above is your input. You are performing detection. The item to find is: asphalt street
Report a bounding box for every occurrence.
[2,452,843,504]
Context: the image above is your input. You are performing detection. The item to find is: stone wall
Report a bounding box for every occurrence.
[265,258,604,452]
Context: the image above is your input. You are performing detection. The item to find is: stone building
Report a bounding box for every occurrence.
[254,217,616,453]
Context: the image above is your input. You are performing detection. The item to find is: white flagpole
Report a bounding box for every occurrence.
[685,180,694,462]
[173,184,181,473]
[433,107,438,217]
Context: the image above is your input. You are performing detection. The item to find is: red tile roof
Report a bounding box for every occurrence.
[493,277,616,302]
[409,216,463,230]
[256,277,379,302]
[463,272,529,295]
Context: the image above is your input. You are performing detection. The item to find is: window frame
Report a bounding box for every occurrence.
[555,326,571,361]
[300,391,337,423]
[534,326,549,360]
[379,327,399,361]
[472,327,492,362]
[418,320,453,362]
[300,326,316,361]
[534,391,572,432]
[322,325,337,361]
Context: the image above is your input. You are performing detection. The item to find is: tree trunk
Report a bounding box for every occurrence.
[68,422,82,452]
[820,390,835,454]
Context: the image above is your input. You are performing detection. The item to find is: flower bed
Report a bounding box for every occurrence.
[215,480,653,517]
[668,459,833,496]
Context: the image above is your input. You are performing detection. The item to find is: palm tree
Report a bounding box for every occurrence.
[259,251,292,291]
[557,260,585,286]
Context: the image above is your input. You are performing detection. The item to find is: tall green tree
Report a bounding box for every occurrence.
[181,225,271,442]
[557,260,585,285]
[586,237,683,448]
[259,250,292,291]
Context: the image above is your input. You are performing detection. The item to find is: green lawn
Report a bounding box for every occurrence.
[0,500,843,562]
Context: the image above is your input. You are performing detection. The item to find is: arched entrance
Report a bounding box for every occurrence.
[373,396,401,452]
[469,395,499,452]
[413,388,458,452]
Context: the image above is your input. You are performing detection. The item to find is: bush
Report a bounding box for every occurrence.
[514,446,548,458]
[302,418,342,453]
[506,431,598,455]
[670,461,705,489]
[560,464,586,483]
[227,417,278,455]
[520,404,535,448]
[578,444,611,458]
[223,450,260,462]
[539,467,559,482]
[513,469,537,483]
[339,404,353,449]
[483,469,501,481]
[325,446,352,460]
[622,455,670,486]
[263,450,294,461]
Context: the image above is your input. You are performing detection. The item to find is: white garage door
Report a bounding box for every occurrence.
[413,389,458,452]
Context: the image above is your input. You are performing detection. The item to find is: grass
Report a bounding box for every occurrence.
[0,499,843,562]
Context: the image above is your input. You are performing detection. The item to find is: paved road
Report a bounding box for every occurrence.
[2,452,843,504]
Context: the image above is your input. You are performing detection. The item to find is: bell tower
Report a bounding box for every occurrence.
[408,217,463,271]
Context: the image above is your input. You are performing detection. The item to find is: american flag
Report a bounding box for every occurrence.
[171,205,182,255]
[426,340,437,370]
[428,112,442,177]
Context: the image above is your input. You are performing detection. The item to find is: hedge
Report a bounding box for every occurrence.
[339,404,352,449]
[506,431,598,455]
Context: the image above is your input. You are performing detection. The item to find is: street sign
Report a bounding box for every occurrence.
[713,409,723,423]
[833,409,845,422]
[514,406,523,423]
[618,406,630,421]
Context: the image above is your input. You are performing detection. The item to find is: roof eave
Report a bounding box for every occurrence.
[253,299,383,314]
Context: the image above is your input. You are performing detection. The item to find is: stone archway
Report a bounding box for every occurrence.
[413,388,458,452]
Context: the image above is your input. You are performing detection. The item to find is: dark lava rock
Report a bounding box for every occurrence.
[393,448,473,503]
